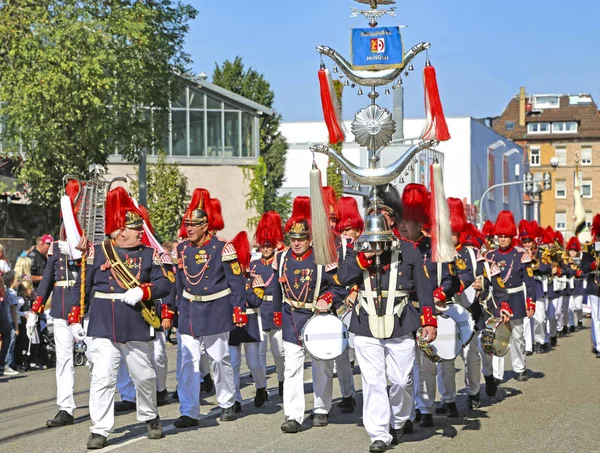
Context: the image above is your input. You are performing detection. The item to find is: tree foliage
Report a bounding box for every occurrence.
[212,57,291,220]
[0,1,197,207]
[130,153,189,242]
[326,80,344,198]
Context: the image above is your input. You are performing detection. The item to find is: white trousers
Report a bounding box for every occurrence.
[524,316,533,352]
[438,360,456,404]
[460,333,484,396]
[117,331,169,401]
[53,318,77,415]
[259,329,285,382]
[230,342,267,402]
[492,318,526,379]
[283,341,333,423]
[546,299,557,342]
[179,332,235,418]
[414,346,437,415]
[589,295,600,350]
[569,295,583,327]
[557,296,569,331]
[335,347,355,398]
[87,337,157,438]
[355,335,414,445]
[533,299,547,344]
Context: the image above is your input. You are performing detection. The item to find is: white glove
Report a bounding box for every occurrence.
[70,323,86,341]
[122,287,144,306]
[58,240,72,258]
[26,312,38,339]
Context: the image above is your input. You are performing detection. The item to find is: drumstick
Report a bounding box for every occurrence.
[27,337,32,356]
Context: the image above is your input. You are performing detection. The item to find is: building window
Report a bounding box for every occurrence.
[555,212,567,231]
[533,95,560,109]
[581,146,592,165]
[530,147,540,166]
[555,147,567,165]
[527,122,551,134]
[555,180,566,199]
[582,180,592,198]
[505,121,514,131]
[552,121,578,133]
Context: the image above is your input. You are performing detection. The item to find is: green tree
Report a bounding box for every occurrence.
[130,153,189,242]
[326,80,344,197]
[212,57,291,221]
[0,1,197,207]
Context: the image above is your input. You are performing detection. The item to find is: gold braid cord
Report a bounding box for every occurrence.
[79,251,86,324]
[101,240,161,329]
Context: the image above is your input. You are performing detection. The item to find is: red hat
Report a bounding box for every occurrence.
[255,211,284,247]
[322,186,338,220]
[494,210,517,237]
[231,231,251,272]
[518,219,534,240]
[460,222,484,247]
[336,196,364,234]
[285,196,311,239]
[401,184,430,225]
[104,187,143,235]
[592,214,600,238]
[41,234,54,245]
[447,197,467,234]
[541,226,555,245]
[529,220,541,239]
[209,198,225,232]
[554,230,564,247]
[482,220,495,237]
[566,236,581,252]
[180,188,212,238]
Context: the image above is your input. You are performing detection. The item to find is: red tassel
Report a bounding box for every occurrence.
[318,68,345,145]
[421,64,451,142]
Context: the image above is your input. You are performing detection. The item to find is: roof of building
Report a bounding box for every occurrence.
[491,93,600,140]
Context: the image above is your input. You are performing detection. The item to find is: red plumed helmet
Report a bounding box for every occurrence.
[104,187,143,235]
[554,230,564,247]
[460,222,484,247]
[518,219,533,240]
[285,196,311,238]
[494,210,517,237]
[447,197,467,234]
[209,198,225,232]
[529,220,541,239]
[255,211,284,247]
[231,231,251,272]
[179,188,212,239]
[336,196,364,234]
[401,184,430,225]
[566,236,581,252]
[482,220,495,237]
[322,186,338,220]
[541,226,555,245]
[592,214,600,238]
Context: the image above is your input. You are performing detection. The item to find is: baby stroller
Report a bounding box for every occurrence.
[40,317,56,369]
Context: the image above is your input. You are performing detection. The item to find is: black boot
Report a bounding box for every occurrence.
[414,409,422,423]
[550,336,557,347]
[114,400,136,413]
[312,413,328,427]
[87,433,107,450]
[234,401,242,413]
[419,413,434,427]
[254,387,268,407]
[146,416,163,439]
[156,389,169,406]
[280,418,302,433]
[278,381,284,397]
[516,371,528,382]
[369,440,387,452]
[577,320,583,330]
[46,410,74,428]
[468,392,481,409]
[172,387,179,401]
[173,415,199,428]
[201,373,214,393]
[390,426,402,444]
[534,343,545,354]
[220,405,236,421]
[444,402,459,417]
[484,374,498,397]
[339,396,356,413]
[402,420,413,434]
[569,325,576,333]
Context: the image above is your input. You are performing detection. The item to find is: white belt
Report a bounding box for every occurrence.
[55,281,75,288]
[284,297,312,310]
[506,284,525,294]
[262,295,273,302]
[244,307,264,341]
[359,290,409,299]
[183,288,231,302]
[356,294,410,317]
[94,292,125,300]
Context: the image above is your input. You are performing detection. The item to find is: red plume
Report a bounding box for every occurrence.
[209,198,225,232]
[482,220,495,237]
[494,211,517,237]
[104,187,142,235]
[420,62,451,142]
[285,196,312,233]
[593,214,600,238]
[255,211,284,247]
[322,186,338,220]
[447,197,467,234]
[566,236,581,252]
[318,67,345,145]
[554,230,564,247]
[179,188,212,239]
[231,231,250,273]
[401,184,430,225]
[336,196,364,234]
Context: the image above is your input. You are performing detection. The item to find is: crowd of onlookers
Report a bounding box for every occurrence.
[0,234,55,376]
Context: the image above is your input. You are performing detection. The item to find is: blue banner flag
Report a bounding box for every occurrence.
[350,26,404,70]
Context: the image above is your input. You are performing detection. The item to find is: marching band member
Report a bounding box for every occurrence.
[518,221,537,355]
[273,196,347,433]
[553,231,571,339]
[251,211,286,397]
[79,187,171,449]
[337,195,437,453]
[485,210,535,382]
[228,231,268,411]
[529,224,552,354]
[174,189,247,428]
[566,237,585,332]
[581,215,600,358]
[481,220,496,252]
[28,180,84,428]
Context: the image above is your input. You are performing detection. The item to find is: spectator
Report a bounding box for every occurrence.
[28,235,52,288]
[14,255,33,281]
[2,271,20,375]
[0,244,11,276]
[0,277,14,376]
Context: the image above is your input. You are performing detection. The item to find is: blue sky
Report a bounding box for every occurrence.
[184,0,600,122]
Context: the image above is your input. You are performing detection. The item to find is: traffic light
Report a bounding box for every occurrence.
[543,172,552,191]
[525,173,534,193]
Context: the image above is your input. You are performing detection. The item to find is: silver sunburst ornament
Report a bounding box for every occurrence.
[351,104,396,150]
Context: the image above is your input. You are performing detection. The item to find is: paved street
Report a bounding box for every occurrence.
[1,320,599,453]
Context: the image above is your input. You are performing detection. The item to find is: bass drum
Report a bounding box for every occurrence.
[445,303,475,347]
[417,314,462,363]
[302,314,349,361]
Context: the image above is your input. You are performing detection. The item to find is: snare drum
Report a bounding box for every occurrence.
[481,316,511,357]
[301,314,349,361]
[417,315,462,363]
[445,303,475,347]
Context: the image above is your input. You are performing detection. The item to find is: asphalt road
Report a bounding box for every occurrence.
[1,320,599,453]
